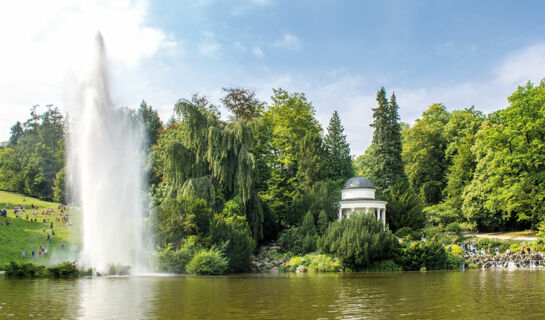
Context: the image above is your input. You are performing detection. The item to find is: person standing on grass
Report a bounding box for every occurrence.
[31,250,35,259]
[21,249,26,260]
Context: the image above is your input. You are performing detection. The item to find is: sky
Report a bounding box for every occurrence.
[1,0,545,155]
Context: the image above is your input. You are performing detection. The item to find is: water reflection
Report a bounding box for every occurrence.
[2,271,545,319]
[77,276,158,320]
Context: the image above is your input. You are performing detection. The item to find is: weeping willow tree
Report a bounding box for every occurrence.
[154,97,264,239]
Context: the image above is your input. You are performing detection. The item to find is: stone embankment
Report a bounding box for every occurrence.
[467,252,545,268]
[251,243,287,272]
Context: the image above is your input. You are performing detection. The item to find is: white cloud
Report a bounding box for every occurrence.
[198,32,221,56]
[233,41,247,52]
[252,46,265,57]
[273,33,301,51]
[495,43,545,86]
[247,42,545,156]
[0,0,178,141]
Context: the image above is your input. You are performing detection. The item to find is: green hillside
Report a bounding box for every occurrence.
[0,191,80,266]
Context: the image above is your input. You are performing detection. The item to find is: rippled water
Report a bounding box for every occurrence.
[1,270,544,319]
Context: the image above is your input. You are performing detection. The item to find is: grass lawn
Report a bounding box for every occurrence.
[0,191,81,267]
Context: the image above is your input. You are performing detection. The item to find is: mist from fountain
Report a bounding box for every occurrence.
[67,33,152,274]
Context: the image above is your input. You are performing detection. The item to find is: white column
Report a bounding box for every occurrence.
[339,207,342,220]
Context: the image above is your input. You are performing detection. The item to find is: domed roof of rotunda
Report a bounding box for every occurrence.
[343,177,373,189]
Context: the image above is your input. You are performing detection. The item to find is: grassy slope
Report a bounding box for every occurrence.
[0,191,80,266]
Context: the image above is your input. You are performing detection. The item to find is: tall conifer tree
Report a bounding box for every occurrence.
[324,111,353,184]
[370,88,407,192]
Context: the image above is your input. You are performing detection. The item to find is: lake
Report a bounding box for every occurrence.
[1,270,544,319]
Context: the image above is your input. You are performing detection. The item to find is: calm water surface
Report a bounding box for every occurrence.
[1,270,544,319]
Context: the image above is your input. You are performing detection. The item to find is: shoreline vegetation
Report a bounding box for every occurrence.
[2,82,545,277]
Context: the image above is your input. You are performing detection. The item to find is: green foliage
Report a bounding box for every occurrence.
[284,254,342,272]
[186,247,229,275]
[53,167,66,203]
[0,106,64,201]
[158,238,201,273]
[370,88,407,192]
[384,182,425,232]
[278,210,319,255]
[5,261,45,278]
[153,196,213,247]
[154,98,263,239]
[287,180,340,228]
[396,240,449,271]
[317,210,329,235]
[402,103,449,205]
[394,227,420,241]
[461,82,545,230]
[319,213,397,269]
[260,88,323,226]
[221,87,265,121]
[324,111,353,185]
[137,100,163,148]
[5,261,80,278]
[209,213,255,272]
[278,227,305,255]
[442,107,484,207]
[353,145,376,180]
[48,262,80,278]
[424,202,461,228]
[363,259,402,272]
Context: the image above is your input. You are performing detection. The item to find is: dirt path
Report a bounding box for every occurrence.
[466,233,538,241]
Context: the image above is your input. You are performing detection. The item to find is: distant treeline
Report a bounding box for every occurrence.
[355,80,545,233]
[3,80,545,273]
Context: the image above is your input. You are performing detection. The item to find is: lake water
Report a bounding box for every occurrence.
[1,270,544,319]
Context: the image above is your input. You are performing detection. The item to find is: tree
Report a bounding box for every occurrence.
[153,97,264,239]
[53,167,66,203]
[384,182,425,232]
[319,213,397,269]
[352,144,376,180]
[324,111,353,185]
[221,87,265,121]
[9,122,23,146]
[261,88,323,226]
[402,103,449,205]
[137,100,163,148]
[442,107,484,208]
[462,81,545,230]
[369,88,407,193]
[209,213,255,272]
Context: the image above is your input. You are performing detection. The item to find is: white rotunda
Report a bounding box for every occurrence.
[338,177,387,224]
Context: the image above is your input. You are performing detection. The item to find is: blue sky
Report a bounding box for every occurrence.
[1,0,545,154]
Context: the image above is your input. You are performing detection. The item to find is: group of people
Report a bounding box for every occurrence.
[21,241,66,260]
[457,241,533,256]
[2,201,72,261]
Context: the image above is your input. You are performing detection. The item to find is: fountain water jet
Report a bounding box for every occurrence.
[67,33,152,274]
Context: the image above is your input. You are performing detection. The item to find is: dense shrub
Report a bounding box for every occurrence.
[363,259,402,272]
[279,211,318,255]
[158,238,201,273]
[396,240,448,271]
[278,227,305,255]
[48,262,80,278]
[186,247,229,275]
[284,254,341,272]
[5,261,45,278]
[394,227,420,240]
[384,182,426,232]
[5,261,81,278]
[445,252,464,269]
[319,213,397,269]
[209,213,255,272]
[153,196,213,247]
